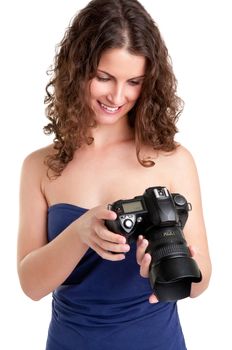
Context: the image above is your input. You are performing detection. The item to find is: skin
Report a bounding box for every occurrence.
[17,48,211,303]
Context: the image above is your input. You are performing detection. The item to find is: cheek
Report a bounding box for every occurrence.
[89,80,108,99]
[128,86,143,102]
[89,80,98,99]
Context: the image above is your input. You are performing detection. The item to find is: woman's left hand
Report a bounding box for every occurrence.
[136,235,158,304]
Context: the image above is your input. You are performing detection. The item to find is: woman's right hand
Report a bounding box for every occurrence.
[75,205,130,261]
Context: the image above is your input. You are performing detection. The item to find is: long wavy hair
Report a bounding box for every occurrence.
[44,0,183,177]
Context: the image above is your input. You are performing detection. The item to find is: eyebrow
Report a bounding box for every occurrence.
[97,69,145,80]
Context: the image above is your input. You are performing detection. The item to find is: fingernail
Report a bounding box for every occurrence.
[142,239,148,246]
[150,296,158,304]
[111,212,117,220]
[144,253,151,261]
[120,237,126,244]
[124,245,130,252]
[150,300,158,304]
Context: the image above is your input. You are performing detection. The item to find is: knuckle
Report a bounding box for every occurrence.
[101,250,108,260]
[101,241,110,251]
[102,228,110,239]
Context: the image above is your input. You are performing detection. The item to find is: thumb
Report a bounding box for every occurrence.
[189,245,197,257]
[94,205,117,221]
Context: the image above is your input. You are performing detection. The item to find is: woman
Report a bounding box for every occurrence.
[17,0,211,349]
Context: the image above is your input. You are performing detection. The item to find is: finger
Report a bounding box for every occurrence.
[136,235,144,248]
[95,223,127,244]
[149,293,159,304]
[94,206,117,221]
[136,236,149,265]
[140,253,151,277]
[188,245,197,257]
[92,233,130,254]
[90,242,126,261]
[136,235,143,263]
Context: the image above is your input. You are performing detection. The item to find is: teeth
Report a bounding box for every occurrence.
[100,102,120,112]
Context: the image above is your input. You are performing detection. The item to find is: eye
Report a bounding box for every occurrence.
[128,80,142,86]
[96,76,110,82]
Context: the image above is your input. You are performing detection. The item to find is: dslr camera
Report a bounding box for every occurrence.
[105,186,202,301]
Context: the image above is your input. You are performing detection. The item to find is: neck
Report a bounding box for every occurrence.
[88,119,134,149]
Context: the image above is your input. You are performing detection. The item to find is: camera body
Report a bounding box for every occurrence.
[105,186,202,301]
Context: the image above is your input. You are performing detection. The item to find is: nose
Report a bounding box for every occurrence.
[106,83,126,106]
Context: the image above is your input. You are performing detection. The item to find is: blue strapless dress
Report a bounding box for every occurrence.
[46,203,187,350]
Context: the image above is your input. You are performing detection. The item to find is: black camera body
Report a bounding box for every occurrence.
[105,186,202,301]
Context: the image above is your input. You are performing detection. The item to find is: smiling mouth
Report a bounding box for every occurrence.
[97,101,123,113]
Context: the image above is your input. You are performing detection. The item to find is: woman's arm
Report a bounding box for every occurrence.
[137,145,212,301]
[168,146,212,298]
[17,150,88,300]
[17,150,129,301]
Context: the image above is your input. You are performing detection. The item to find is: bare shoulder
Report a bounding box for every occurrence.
[20,144,55,199]
[21,144,53,177]
[159,144,199,195]
[19,144,55,212]
[164,144,196,169]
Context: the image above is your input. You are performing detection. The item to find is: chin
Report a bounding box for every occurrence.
[93,109,126,124]
[94,115,123,125]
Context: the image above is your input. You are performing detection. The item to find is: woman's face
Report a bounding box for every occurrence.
[89,48,146,126]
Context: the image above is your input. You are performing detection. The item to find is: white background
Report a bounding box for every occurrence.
[0,1,231,349]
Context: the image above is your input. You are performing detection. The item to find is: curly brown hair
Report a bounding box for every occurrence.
[44,0,183,177]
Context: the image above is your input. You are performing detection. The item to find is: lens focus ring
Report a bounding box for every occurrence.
[151,244,190,263]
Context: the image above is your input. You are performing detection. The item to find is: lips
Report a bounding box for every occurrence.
[97,101,122,113]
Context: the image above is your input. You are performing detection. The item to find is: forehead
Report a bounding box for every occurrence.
[97,48,146,78]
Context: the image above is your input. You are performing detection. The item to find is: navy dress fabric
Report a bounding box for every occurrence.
[46,203,187,350]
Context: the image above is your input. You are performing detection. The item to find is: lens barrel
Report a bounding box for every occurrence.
[146,227,202,301]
